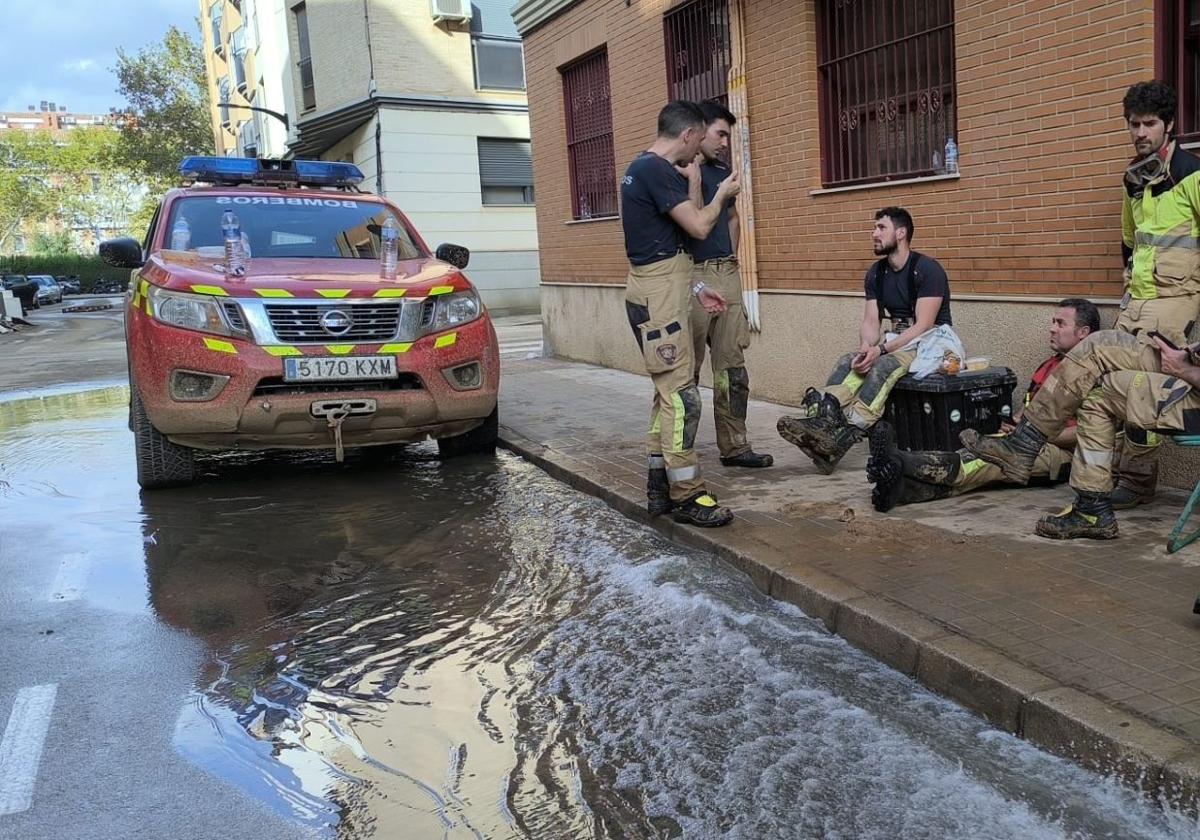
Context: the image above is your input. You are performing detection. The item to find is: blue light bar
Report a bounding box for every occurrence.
[178,156,365,187]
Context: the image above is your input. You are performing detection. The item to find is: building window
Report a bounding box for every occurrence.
[219,78,232,127]
[210,2,224,55]
[470,0,525,90]
[562,50,617,221]
[816,0,956,188]
[294,3,315,111]
[478,139,534,205]
[1158,0,1200,145]
[663,0,731,107]
[231,28,248,93]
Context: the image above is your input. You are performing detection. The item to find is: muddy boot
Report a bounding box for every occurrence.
[777,394,862,475]
[866,423,905,512]
[647,466,672,517]
[959,420,1046,484]
[671,492,734,528]
[1034,491,1119,540]
[899,449,962,486]
[1112,461,1157,510]
[720,450,774,468]
[898,479,956,505]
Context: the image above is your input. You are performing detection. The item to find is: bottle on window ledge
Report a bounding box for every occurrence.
[944,136,959,174]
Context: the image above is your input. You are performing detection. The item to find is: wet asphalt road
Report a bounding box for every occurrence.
[2,311,1199,839]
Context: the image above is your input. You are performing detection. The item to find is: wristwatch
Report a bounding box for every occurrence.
[691,281,706,296]
[879,344,890,356]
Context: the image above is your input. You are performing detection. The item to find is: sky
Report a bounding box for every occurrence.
[0,0,201,116]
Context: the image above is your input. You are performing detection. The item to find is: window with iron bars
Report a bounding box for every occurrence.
[562,50,617,221]
[663,0,731,108]
[816,0,956,188]
[1158,0,1200,146]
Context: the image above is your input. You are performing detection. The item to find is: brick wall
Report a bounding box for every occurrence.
[525,0,1158,299]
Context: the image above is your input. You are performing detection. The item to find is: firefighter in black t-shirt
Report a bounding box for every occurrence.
[621,100,742,528]
[777,207,953,474]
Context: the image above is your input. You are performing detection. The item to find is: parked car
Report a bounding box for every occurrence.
[2,274,38,310]
[28,275,63,305]
[100,155,499,489]
[56,275,81,295]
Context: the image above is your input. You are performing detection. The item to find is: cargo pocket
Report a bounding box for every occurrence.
[638,319,687,375]
[1154,248,1200,291]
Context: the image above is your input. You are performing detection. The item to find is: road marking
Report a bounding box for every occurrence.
[48,553,91,602]
[0,684,57,816]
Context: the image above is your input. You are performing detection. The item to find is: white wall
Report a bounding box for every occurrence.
[254,0,298,157]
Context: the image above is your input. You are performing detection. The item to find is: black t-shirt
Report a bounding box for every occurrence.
[688,159,736,261]
[864,252,953,326]
[620,152,690,266]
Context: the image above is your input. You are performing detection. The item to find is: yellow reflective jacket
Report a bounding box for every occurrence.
[1121,142,1200,299]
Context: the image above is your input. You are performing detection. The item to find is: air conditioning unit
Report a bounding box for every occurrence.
[430,0,471,24]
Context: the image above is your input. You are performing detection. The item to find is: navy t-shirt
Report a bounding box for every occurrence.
[688,159,736,261]
[620,152,690,266]
[864,252,953,326]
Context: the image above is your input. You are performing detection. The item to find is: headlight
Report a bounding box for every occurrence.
[431,289,481,331]
[147,286,242,337]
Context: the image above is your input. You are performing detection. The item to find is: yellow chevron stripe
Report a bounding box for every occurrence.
[379,343,413,354]
[191,284,229,297]
[203,337,237,354]
[373,288,407,298]
[434,332,457,349]
[263,345,302,357]
[254,288,294,298]
[316,289,351,298]
[428,285,454,296]
[325,344,355,355]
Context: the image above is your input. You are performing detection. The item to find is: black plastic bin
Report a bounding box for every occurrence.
[883,366,1018,452]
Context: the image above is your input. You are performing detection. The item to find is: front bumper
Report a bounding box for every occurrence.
[128,311,499,451]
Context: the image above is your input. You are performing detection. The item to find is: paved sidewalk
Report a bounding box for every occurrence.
[498,353,1200,806]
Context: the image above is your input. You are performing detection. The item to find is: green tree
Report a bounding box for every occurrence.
[31,229,75,255]
[114,25,213,185]
[0,131,58,252]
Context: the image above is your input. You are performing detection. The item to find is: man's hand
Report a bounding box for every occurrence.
[716,170,741,200]
[852,345,881,374]
[697,286,727,314]
[1155,336,1194,375]
[674,153,702,182]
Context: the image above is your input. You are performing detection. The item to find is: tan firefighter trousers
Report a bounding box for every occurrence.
[1112,294,1200,494]
[625,253,706,502]
[690,258,752,458]
[949,444,1073,495]
[824,347,920,431]
[1072,369,1200,493]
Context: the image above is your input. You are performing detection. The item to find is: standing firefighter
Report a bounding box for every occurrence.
[1111,81,1200,509]
[686,101,772,470]
[621,100,742,528]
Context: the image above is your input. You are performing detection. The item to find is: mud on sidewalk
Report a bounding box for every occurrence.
[497,354,1200,810]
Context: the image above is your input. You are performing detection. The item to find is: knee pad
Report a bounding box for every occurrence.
[726,366,749,419]
[678,384,702,450]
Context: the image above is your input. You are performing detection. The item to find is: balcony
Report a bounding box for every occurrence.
[298,57,315,111]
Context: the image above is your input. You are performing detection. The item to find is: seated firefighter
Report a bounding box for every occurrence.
[778,206,953,473]
[865,299,1101,511]
[1036,338,1200,539]
[959,320,1198,538]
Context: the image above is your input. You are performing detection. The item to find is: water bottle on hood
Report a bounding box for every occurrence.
[380,216,399,280]
[221,210,246,277]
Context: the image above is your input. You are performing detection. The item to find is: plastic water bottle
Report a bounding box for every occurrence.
[944,136,959,174]
[221,210,246,277]
[380,216,399,279]
[170,217,190,250]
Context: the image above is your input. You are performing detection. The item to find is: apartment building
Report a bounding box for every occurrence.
[199,0,541,314]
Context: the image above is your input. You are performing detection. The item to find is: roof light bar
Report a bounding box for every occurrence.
[178,157,365,187]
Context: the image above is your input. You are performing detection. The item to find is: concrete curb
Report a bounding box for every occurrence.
[497,424,1200,812]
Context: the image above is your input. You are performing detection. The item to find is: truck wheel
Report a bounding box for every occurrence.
[131,385,196,489]
[437,406,498,458]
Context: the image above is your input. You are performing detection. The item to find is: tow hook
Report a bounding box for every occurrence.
[310,399,377,462]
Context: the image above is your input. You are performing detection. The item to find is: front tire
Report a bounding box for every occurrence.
[131,385,196,489]
[437,406,498,458]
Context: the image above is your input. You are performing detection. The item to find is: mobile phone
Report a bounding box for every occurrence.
[1147,330,1180,350]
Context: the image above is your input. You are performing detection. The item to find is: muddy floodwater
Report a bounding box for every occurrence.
[2,384,1199,840]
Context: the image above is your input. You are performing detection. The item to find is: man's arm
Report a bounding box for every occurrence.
[1154,337,1200,388]
[668,172,740,239]
[728,203,740,254]
[883,296,941,353]
[859,298,881,349]
[675,157,703,209]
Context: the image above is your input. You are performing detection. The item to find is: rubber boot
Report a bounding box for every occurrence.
[867,424,958,511]
[671,492,734,528]
[647,467,672,517]
[898,479,956,505]
[899,449,962,486]
[959,419,1046,484]
[866,423,906,512]
[777,394,862,474]
[1112,459,1158,510]
[720,450,774,468]
[1034,491,1119,540]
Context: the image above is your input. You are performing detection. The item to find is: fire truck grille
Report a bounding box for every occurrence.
[265,303,402,342]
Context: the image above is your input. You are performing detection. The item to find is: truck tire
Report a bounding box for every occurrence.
[131,385,196,489]
[437,406,498,458]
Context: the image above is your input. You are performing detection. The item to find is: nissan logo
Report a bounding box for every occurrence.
[319,309,353,336]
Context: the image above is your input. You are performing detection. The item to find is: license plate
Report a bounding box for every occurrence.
[283,355,398,382]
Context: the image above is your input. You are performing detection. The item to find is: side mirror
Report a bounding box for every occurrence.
[435,242,470,270]
[99,237,144,269]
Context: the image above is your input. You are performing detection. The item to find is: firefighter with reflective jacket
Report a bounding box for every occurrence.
[684,101,773,472]
[1111,80,1200,509]
[620,101,742,528]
